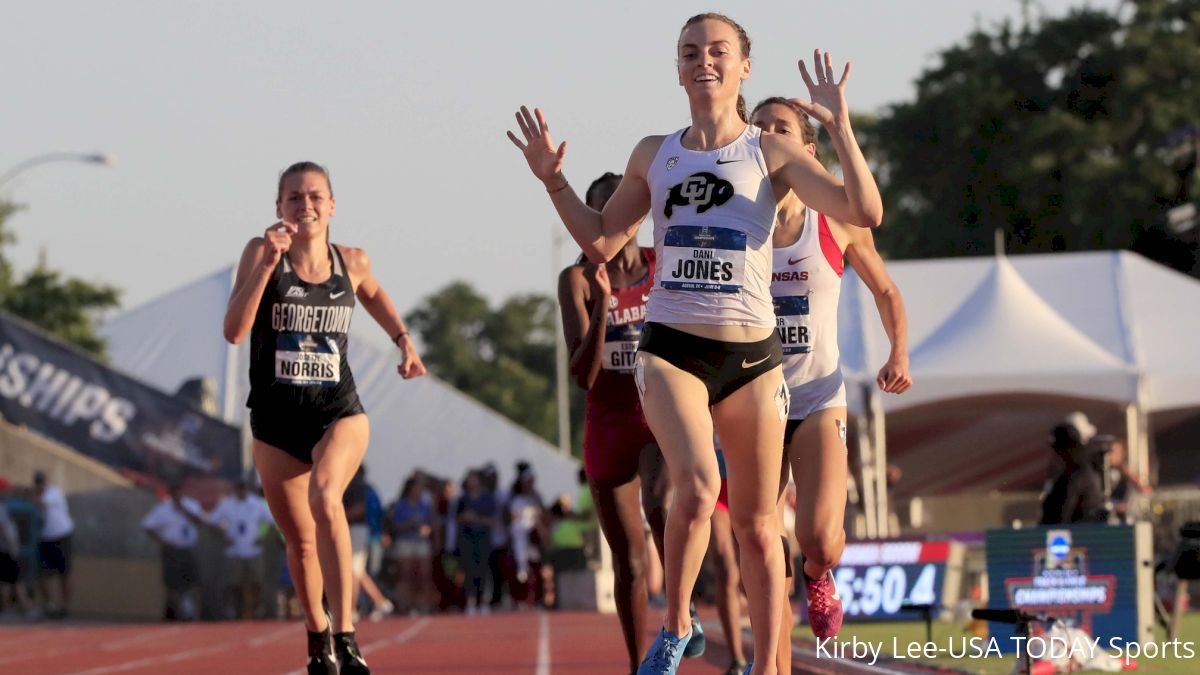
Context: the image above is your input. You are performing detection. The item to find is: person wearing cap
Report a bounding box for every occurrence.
[1040,414,1107,525]
[1060,412,1152,523]
[33,470,74,618]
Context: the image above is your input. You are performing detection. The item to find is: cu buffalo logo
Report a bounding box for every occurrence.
[664,172,734,219]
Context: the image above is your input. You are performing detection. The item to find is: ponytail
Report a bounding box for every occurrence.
[736,94,748,123]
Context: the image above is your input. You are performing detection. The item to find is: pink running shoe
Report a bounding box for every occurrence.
[804,570,843,638]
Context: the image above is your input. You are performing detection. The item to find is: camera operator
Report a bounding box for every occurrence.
[1040,413,1107,525]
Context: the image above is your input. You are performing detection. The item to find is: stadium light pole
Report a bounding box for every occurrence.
[552,228,572,456]
[0,152,114,190]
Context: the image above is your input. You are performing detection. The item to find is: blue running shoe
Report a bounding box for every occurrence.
[682,603,705,657]
[637,627,691,675]
[743,661,753,675]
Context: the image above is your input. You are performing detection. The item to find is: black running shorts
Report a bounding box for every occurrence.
[250,400,365,463]
[637,322,784,405]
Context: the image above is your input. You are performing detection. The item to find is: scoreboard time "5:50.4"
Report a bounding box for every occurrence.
[812,539,965,622]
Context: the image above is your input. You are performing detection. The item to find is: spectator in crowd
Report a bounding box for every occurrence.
[363,467,387,592]
[34,470,74,619]
[1040,413,1107,525]
[345,466,393,621]
[482,464,511,611]
[210,477,275,619]
[141,482,207,620]
[388,475,433,615]
[457,470,497,616]
[0,477,26,614]
[546,493,589,608]
[431,475,464,612]
[1096,433,1152,522]
[508,464,546,608]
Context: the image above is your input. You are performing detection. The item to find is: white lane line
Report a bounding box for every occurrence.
[101,626,186,651]
[64,643,229,675]
[535,611,550,675]
[360,616,430,655]
[249,623,299,648]
[281,617,432,675]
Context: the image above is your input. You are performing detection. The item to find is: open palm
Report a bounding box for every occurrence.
[507,105,566,183]
[793,49,852,128]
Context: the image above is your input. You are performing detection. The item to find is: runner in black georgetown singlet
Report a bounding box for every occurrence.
[248,242,363,462]
[224,161,425,675]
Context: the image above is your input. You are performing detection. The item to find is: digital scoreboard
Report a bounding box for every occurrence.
[806,538,965,622]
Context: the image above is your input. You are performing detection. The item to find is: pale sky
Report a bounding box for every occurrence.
[7,0,1114,320]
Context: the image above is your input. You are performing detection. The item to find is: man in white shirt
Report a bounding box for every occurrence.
[209,478,274,619]
[34,470,74,619]
[142,482,208,620]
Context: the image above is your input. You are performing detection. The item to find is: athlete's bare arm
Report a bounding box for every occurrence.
[842,224,911,394]
[508,106,658,262]
[224,222,297,344]
[557,263,609,390]
[765,51,883,229]
[341,245,426,379]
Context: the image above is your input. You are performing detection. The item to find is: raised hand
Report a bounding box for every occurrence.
[794,49,852,129]
[262,221,296,269]
[506,106,567,185]
[584,263,611,299]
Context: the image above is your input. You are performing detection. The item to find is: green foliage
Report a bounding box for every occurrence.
[407,281,584,451]
[860,0,1200,273]
[0,199,121,357]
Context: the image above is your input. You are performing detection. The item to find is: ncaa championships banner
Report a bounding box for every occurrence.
[0,312,242,481]
[984,523,1153,653]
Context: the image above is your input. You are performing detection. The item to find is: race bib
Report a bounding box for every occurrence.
[660,226,746,293]
[275,333,340,386]
[774,295,811,355]
[602,322,642,372]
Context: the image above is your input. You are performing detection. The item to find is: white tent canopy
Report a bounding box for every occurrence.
[840,250,1200,414]
[886,255,1138,410]
[101,266,580,503]
[835,251,1200,533]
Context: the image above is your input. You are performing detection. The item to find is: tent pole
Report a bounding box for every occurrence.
[857,384,878,538]
[870,388,890,538]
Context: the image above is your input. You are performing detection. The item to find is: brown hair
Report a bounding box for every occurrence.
[276,161,333,246]
[751,97,819,158]
[585,172,622,209]
[679,13,751,123]
[276,161,333,201]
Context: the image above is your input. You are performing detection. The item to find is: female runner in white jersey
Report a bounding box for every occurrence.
[508,14,882,675]
[223,162,426,675]
[750,98,911,641]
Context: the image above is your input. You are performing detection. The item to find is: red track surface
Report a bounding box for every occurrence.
[0,610,747,675]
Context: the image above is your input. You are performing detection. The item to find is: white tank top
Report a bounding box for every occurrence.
[771,208,847,418]
[645,125,777,328]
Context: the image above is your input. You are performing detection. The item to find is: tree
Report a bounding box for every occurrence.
[0,199,121,357]
[859,0,1200,274]
[407,281,585,451]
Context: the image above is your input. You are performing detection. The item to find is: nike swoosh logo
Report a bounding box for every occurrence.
[641,293,650,302]
[715,158,741,165]
[741,355,770,369]
[330,290,347,299]
[788,256,811,265]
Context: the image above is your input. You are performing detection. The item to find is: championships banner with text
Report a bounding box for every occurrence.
[0,312,241,481]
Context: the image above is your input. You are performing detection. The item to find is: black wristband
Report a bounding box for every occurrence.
[393,330,408,345]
